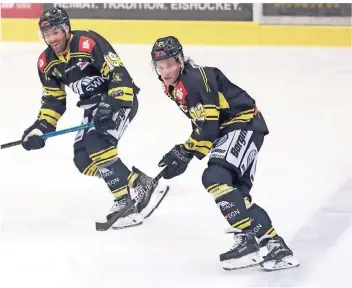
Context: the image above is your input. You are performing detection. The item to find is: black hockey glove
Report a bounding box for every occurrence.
[22,119,55,151]
[93,95,119,133]
[158,144,194,179]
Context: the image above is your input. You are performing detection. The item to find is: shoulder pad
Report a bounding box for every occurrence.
[78,36,96,53]
[38,51,48,73]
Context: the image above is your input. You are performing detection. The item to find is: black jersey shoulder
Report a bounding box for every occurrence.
[70,30,114,53]
[179,62,218,93]
[37,30,106,74]
[37,46,58,74]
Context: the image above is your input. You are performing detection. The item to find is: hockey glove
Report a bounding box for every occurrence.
[158,144,194,179]
[22,119,55,151]
[93,95,119,133]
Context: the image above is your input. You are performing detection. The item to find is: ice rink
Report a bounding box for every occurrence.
[0,42,351,288]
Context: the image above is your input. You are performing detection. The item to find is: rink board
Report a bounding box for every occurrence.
[1,18,351,47]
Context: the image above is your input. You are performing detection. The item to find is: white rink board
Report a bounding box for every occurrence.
[0,42,351,288]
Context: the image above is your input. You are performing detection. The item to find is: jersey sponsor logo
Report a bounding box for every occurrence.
[211,148,226,154]
[231,130,248,158]
[64,62,89,74]
[239,142,258,176]
[107,178,120,187]
[217,201,235,211]
[100,168,113,178]
[174,81,187,104]
[253,223,262,234]
[213,135,229,147]
[225,209,240,220]
[65,65,76,73]
[69,75,105,95]
[76,61,89,70]
[225,130,253,169]
[78,36,96,53]
[38,53,47,72]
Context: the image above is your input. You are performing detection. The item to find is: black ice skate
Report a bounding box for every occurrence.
[107,194,144,230]
[260,235,300,271]
[130,166,169,219]
[220,227,263,271]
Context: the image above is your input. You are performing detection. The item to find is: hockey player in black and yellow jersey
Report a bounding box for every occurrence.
[21,7,169,229]
[151,36,299,271]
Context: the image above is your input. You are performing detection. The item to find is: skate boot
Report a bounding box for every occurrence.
[260,235,300,271]
[106,194,144,230]
[130,166,169,219]
[220,227,263,271]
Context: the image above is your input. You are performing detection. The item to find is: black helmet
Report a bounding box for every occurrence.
[39,7,70,32]
[151,36,183,62]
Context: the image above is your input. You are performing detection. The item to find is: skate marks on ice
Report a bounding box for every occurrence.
[251,179,352,287]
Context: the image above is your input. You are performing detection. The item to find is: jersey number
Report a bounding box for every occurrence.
[189,103,205,122]
[104,52,123,70]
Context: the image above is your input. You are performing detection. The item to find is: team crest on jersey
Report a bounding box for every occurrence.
[38,53,47,72]
[52,68,62,78]
[174,81,187,105]
[78,36,96,53]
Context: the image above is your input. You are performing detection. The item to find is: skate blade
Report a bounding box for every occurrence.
[222,252,263,271]
[140,185,170,219]
[111,221,143,230]
[111,212,144,230]
[261,256,300,271]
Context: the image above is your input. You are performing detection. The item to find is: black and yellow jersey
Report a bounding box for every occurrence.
[162,62,269,160]
[37,30,139,128]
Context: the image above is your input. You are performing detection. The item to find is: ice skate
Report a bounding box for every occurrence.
[130,166,169,219]
[260,235,300,271]
[106,194,144,230]
[220,228,263,271]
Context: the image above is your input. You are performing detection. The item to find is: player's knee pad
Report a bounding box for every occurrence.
[84,130,118,152]
[202,164,233,189]
[73,149,98,176]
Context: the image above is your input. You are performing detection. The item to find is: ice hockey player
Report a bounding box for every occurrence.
[150,36,299,271]
[21,7,169,229]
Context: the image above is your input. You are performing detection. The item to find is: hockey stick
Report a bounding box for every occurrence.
[95,167,166,231]
[1,122,94,149]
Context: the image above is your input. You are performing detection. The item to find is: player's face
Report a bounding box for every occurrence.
[156,58,183,86]
[42,27,68,54]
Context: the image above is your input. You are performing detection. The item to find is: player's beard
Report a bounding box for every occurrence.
[52,39,67,54]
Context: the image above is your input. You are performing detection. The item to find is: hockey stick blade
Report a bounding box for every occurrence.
[95,168,166,231]
[95,200,136,231]
[143,185,170,219]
